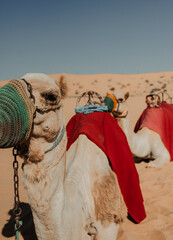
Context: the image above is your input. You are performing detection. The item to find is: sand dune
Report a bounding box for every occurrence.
[0,72,173,239]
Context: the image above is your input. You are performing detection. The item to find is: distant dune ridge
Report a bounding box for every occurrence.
[0,72,173,239]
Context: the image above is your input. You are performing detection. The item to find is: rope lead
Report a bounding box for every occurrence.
[14,220,23,240]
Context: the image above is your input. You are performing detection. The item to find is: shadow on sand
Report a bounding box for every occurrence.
[133,156,154,164]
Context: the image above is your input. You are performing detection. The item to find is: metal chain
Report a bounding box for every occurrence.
[12,147,22,239]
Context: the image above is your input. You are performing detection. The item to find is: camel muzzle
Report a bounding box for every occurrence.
[0,79,36,148]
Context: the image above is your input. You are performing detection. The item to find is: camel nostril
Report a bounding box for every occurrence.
[45,126,49,130]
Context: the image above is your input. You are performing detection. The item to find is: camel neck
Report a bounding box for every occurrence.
[45,126,66,153]
[118,114,135,149]
[22,136,67,239]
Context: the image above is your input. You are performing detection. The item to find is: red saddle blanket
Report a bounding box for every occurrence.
[134,102,173,161]
[66,112,146,223]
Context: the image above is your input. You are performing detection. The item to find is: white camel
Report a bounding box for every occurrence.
[110,92,170,167]
[4,73,126,240]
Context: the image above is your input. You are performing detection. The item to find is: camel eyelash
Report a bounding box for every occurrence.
[41,92,58,102]
[118,98,124,102]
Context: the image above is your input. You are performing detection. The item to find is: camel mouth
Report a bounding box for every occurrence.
[112,110,128,120]
[112,111,123,118]
[18,141,30,160]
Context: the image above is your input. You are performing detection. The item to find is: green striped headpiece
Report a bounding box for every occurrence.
[0,79,36,148]
[104,93,118,112]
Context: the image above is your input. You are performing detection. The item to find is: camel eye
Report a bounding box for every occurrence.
[41,92,57,102]
[46,94,57,101]
[118,98,124,102]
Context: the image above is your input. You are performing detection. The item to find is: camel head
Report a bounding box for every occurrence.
[0,73,68,162]
[104,92,129,119]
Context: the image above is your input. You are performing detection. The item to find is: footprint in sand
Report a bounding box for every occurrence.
[147,230,166,240]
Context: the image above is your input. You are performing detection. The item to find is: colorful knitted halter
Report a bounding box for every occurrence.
[0,79,36,148]
[104,93,118,112]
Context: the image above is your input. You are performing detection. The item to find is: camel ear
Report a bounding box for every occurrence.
[124,92,129,100]
[56,74,68,99]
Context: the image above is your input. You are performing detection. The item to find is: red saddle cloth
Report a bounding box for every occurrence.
[134,102,173,161]
[66,112,146,223]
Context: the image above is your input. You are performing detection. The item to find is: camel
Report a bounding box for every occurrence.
[0,73,127,240]
[106,92,170,167]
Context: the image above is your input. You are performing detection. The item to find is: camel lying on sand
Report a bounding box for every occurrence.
[0,73,127,240]
[105,92,170,167]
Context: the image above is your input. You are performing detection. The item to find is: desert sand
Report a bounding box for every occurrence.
[0,72,173,239]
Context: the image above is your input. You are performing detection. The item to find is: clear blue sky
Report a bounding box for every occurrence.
[1,0,173,80]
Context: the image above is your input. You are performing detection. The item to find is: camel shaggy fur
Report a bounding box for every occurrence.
[112,92,170,167]
[14,73,126,240]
